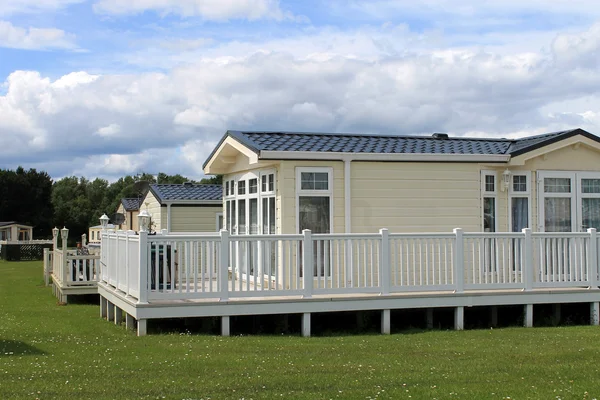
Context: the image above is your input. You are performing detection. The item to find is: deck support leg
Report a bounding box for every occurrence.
[100,296,107,318]
[115,307,123,325]
[524,304,533,327]
[426,308,434,329]
[490,306,498,327]
[454,306,464,331]
[106,301,114,322]
[126,314,135,330]
[221,316,230,337]
[553,304,561,326]
[302,313,311,337]
[591,302,599,326]
[381,309,390,334]
[137,319,147,336]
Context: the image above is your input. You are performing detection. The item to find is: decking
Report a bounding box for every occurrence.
[98,228,600,336]
[45,231,101,302]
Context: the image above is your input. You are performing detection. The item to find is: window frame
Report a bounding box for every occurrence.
[481,170,498,232]
[508,171,532,232]
[295,167,334,234]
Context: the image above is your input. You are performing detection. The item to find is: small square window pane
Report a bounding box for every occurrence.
[268,174,274,191]
[301,172,314,190]
[261,175,267,192]
[249,178,258,194]
[544,178,571,193]
[301,171,328,190]
[512,175,527,192]
[485,175,495,192]
[238,180,246,195]
[225,181,229,196]
[582,179,600,194]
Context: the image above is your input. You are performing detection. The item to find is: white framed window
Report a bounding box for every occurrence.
[481,170,497,232]
[296,167,333,277]
[509,171,531,232]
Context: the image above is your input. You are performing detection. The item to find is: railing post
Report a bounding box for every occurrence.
[302,229,313,298]
[588,228,598,288]
[379,228,390,295]
[522,228,533,291]
[138,230,148,303]
[61,229,68,284]
[43,248,50,286]
[453,228,464,293]
[220,230,230,301]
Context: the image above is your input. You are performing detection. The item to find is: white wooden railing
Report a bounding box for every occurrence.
[99,228,600,303]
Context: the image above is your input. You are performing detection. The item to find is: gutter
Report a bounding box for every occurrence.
[260,150,511,163]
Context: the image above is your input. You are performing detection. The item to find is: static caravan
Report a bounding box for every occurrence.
[141,183,223,233]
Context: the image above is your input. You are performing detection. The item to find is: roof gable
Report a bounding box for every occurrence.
[121,198,141,211]
[149,184,222,204]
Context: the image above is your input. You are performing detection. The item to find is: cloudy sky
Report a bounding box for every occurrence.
[2,0,600,180]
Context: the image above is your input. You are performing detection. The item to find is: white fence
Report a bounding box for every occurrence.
[49,230,101,288]
[99,228,600,303]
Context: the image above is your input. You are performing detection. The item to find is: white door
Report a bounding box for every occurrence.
[538,171,600,232]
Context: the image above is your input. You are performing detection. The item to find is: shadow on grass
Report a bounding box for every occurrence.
[0,340,47,357]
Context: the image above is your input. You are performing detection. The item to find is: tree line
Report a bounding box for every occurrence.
[0,168,221,240]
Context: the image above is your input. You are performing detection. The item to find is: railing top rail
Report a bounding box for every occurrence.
[389,233,455,239]
[66,254,101,260]
[230,234,303,241]
[312,233,381,239]
[463,232,525,238]
[149,235,221,242]
[532,232,590,238]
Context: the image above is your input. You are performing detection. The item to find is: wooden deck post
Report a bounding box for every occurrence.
[219,230,230,301]
[115,307,123,325]
[552,304,561,326]
[454,306,464,330]
[302,313,311,337]
[591,302,600,325]
[453,229,464,293]
[221,316,230,337]
[100,296,107,318]
[138,231,148,303]
[426,308,434,329]
[490,306,498,327]
[107,300,114,321]
[381,309,390,334]
[588,228,598,288]
[379,229,390,295]
[524,304,533,327]
[302,230,313,299]
[137,319,147,336]
[126,313,135,330]
[61,228,68,285]
[523,228,533,291]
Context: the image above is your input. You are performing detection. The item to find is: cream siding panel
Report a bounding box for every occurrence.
[351,162,482,233]
[170,206,223,232]
[142,191,163,231]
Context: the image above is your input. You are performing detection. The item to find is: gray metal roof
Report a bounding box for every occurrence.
[121,198,141,211]
[149,184,222,204]
[204,128,597,167]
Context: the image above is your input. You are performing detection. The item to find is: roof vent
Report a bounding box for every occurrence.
[432,133,449,139]
[183,181,194,186]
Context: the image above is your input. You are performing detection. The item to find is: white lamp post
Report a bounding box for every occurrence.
[138,210,151,233]
[99,214,109,230]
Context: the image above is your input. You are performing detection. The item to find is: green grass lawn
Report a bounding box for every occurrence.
[2,261,600,400]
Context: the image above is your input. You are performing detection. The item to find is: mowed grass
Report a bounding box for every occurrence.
[2,262,600,400]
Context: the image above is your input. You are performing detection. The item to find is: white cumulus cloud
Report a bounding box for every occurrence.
[0,20,77,50]
[93,0,294,21]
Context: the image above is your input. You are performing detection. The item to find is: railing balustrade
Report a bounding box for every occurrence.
[99,228,600,303]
